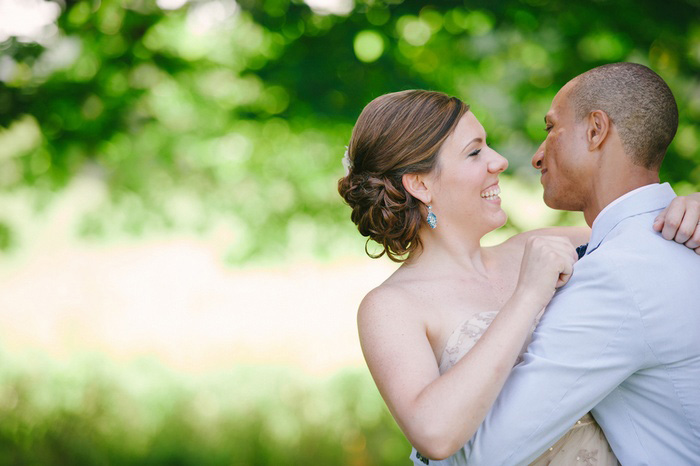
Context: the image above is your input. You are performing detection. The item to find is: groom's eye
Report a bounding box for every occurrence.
[544,125,553,132]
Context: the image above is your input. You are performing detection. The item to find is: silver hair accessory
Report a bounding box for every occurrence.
[342,146,352,176]
[426,205,437,229]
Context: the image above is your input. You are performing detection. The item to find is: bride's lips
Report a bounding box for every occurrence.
[480,184,501,203]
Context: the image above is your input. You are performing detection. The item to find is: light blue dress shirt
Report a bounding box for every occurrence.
[455,183,700,465]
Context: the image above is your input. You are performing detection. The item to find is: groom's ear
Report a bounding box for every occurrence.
[402,173,431,205]
[586,110,610,151]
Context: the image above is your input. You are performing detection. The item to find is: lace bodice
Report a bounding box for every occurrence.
[438,310,531,374]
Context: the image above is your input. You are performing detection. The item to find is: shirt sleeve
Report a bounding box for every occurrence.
[454,253,652,466]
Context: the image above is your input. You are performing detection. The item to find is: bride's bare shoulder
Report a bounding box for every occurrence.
[359,279,415,316]
[357,277,430,360]
[357,274,424,329]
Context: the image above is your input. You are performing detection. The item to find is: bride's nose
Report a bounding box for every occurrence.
[488,150,508,173]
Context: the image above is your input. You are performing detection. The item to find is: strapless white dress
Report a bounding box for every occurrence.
[410,311,619,466]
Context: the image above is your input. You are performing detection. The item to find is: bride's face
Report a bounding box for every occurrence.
[427,111,509,235]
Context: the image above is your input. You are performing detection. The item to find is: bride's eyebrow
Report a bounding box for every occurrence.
[462,137,482,152]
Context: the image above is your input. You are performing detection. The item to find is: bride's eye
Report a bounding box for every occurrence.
[468,149,481,157]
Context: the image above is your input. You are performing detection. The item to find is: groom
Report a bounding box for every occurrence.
[456,63,700,464]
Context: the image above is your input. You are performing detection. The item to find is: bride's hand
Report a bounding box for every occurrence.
[515,236,578,310]
[653,193,700,254]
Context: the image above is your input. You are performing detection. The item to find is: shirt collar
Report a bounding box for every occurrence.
[585,183,676,256]
[591,183,659,231]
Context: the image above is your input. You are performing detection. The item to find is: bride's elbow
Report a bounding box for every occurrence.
[408,426,466,461]
[412,441,461,461]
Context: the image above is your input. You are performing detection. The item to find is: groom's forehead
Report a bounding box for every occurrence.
[548,81,578,118]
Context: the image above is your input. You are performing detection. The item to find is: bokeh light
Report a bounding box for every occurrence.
[353,30,384,63]
[0,0,60,43]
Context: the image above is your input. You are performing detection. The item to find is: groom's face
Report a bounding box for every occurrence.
[531,81,591,211]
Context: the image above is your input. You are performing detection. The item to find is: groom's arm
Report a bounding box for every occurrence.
[455,251,650,466]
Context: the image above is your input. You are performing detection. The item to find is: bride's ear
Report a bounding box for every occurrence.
[402,173,431,205]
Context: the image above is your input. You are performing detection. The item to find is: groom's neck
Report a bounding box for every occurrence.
[583,168,660,227]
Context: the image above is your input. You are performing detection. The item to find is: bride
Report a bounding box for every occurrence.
[337,89,700,465]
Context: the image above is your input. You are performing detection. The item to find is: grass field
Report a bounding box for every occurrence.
[0,351,409,465]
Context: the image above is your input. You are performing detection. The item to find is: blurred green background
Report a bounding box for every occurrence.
[0,0,698,464]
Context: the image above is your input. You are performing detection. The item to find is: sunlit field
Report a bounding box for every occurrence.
[0,177,410,464]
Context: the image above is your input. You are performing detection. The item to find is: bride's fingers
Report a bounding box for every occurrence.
[550,250,574,287]
[686,228,700,249]
[568,245,579,262]
[653,211,665,232]
[537,236,577,257]
[551,242,578,264]
[556,275,570,288]
[673,205,700,244]
[520,236,579,291]
[660,198,686,241]
[554,259,575,281]
[556,272,569,288]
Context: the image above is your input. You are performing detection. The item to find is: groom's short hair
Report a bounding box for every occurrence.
[569,62,678,170]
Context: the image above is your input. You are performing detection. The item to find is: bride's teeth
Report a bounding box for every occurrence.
[481,187,500,199]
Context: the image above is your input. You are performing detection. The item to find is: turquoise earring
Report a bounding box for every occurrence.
[426,205,437,229]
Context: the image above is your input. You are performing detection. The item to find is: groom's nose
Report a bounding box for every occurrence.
[532,143,545,169]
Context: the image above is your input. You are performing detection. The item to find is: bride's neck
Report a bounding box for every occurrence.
[405,227,487,276]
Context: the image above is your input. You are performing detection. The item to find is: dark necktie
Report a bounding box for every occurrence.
[576,243,588,259]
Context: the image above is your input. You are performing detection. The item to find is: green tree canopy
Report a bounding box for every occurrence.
[1,0,699,262]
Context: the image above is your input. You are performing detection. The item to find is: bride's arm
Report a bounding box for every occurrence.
[504,192,700,251]
[358,236,576,460]
[504,226,590,250]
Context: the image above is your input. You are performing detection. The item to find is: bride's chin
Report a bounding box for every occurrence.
[468,212,508,238]
[495,211,508,229]
[482,212,508,236]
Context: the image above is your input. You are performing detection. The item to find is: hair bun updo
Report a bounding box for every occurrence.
[338,90,469,262]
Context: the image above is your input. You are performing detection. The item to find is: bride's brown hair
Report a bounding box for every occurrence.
[338,90,469,262]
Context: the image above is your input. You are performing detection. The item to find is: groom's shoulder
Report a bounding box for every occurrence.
[599,212,688,258]
[580,212,699,282]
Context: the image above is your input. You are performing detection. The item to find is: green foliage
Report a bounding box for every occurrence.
[0,0,699,262]
[0,353,409,464]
